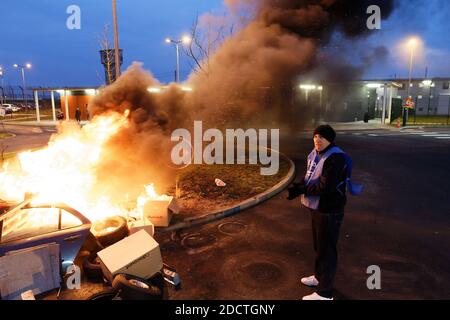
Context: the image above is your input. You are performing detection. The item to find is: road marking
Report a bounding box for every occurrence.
[368,134,378,136]
[434,136,450,139]
[408,132,438,135]
[352,133,362,135]
[421,134,450,137]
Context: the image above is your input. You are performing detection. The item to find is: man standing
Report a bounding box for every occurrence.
[287,124,352,300]
[75,106,81,123]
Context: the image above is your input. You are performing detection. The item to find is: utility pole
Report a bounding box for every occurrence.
[112,0,121,80]
[404,38,417,126]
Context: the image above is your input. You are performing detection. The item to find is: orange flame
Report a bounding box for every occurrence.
[0,110,168,224]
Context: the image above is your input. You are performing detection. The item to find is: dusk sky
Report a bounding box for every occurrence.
[0,0,449,88]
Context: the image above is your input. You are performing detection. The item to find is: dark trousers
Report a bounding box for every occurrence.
[310,210,344,298]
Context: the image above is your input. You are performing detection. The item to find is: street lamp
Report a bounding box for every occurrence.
[165,36,191,83]
[422,79,434,116]
[13,63,32,106]
[0,66,4,104]
[403,37,418,126]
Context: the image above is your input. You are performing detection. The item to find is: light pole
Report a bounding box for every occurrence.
[0,66,4,104]
[13,63,31,106]
[403,38,417,126]
[165,36,191,83]
[112,0,121,80]
[422,80,434,116]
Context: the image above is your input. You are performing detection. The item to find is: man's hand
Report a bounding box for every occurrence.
[287,183,306,200]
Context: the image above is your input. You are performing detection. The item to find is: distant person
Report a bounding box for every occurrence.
[287,124,362,300]
[75,106,81,122]
[85,104,89,121]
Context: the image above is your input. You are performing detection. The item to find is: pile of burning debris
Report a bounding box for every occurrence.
[0,193,180,300]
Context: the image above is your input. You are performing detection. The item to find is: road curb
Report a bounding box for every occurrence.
[157,152,296,233]
[0,133,16,140]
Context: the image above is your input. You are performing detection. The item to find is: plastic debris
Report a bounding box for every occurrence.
[215,178,226,187]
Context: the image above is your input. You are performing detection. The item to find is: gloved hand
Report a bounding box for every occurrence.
[286,183,306,200]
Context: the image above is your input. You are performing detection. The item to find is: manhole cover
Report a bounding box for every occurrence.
[181,233,216,249]
[218,222,247,235]
[243,262,282,282]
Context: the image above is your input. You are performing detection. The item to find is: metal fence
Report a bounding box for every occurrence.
[0,86,56,107]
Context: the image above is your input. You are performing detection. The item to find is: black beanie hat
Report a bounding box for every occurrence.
[313,125,336,143]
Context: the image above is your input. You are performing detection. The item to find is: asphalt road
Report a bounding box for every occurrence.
[156,127,450,300]
[0,123,55,154]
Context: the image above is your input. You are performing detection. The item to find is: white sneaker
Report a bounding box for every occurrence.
[302,292,333,300]
[301,275,319,287]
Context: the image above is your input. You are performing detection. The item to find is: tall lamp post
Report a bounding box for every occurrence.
[13,63,32,106]
[403,38,417,126]
[165,36,191,83]
[422,79,434,116]
[0,66,4,104]
[111,0,121,80]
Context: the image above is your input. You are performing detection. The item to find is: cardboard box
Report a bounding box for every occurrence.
[128,217,154,237]
[97,230,163,282]
[144,197,174,227]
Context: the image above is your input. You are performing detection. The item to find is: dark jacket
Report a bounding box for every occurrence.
[302,143,347,213]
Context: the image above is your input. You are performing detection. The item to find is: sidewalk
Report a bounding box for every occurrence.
[327,119,393,131]
[2,120,89,127]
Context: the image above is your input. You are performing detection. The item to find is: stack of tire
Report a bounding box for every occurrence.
[86,272,165,300]
[81,215,164,300]
[82,215,130,283]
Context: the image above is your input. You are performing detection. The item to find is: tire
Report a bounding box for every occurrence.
[83,254,104,282]
[86,288,119,300]
[91,216,129,247]
[112,274,163,300]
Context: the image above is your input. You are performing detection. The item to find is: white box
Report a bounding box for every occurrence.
[144,197,174,227]
[97,230,163,282]
[128,218,155,237]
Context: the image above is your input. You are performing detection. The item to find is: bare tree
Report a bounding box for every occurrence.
[183,13,234,77]
[0,143,7,163]
[98,24,115,85]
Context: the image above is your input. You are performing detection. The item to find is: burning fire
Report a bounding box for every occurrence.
[0,110,170,224]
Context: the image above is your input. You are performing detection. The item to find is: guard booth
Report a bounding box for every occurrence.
[30,87,99,122]
[58,88,99,120]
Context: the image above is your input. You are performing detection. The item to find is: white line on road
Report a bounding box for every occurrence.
[421,134,450,137]
[368,134,379,136]
[435,136,450,139]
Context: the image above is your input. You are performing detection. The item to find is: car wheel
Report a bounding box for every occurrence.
[91,216,129,247]
[82,254,104,282]
[86,288,119,300]
[112,274,163,300]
